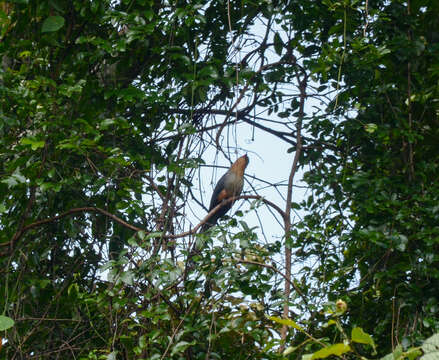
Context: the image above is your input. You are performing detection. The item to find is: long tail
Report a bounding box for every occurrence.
[200,220,215,233]
[200,202,233,232]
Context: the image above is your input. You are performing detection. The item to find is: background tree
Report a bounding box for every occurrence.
[293,0,439,352]
[0,0,438,359]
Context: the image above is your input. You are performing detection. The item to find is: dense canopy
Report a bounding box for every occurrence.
[1,0,438,358]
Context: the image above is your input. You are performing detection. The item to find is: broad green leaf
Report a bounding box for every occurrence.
[59,79,86,97]
[291,202,301,210]
[100,118,116,129]
[395,234,408,252]
[406,348,423,360]
[376,45,391,56]
[421,333,439,360]
[19,50,31,58]
[324,319,337,327]
[0,315,14,331]
[351,327,375,348]
[267,316,304,331]
[274,32,283,56]
[100,261,116,272]
[138,335,147,349]
[171,341,193,356]
[68,283,79,297]
[127,237,138,247]
[379,353,394,360]
[42,16,65,33]
[198,65,218,79]
[364,123,378,133]
[393,344,403,359]
[145,232,163,240]
[106,351,118,360]
[120,270,134,285]
[311,343,351,359]
[136,231,146,240]
[2,169,27,187]
[283,345,298,355]
[21,137,45,150]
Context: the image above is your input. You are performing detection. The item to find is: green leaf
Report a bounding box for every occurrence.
[127,237,138,247]
[0,315,15,331]
[42,16,65,33]
[59,79,86,97]
[376,45,391,56]
[406,348,423,360]
[324,319,337,327]
[291,202,301,210]
[393,345,404,360]
[421,333,439,360]
[19,50,31,59]
[2,169,27,187]
[68,283,79,297]
[351,327,376,348]
[379,353,394,360]
[21,137,45,150]
[145,232,163,240]
[364,123,378,133]
[274,32,283,56]
[395,234,408,252]
[198,65,218,79]
[138,335,147,349]
[267,316,304,332]
[171,341,193,356]
[311,343,351,359]
[283,345,298,355]
[100,118,116,130]
[120,270,134,285]
[106,351,118,360]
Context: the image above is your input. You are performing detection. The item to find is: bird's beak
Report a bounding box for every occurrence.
[244,154,249,166]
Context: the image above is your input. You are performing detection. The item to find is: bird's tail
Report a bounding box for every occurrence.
[200,221,214,233]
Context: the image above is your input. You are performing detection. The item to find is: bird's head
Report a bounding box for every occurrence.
[230,154,249,176]
[243,154,249,168]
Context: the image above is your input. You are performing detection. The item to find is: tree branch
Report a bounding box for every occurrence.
[1,195,284,256]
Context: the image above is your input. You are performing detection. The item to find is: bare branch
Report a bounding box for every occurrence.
[281,69,307,347]
[2,195,284,256]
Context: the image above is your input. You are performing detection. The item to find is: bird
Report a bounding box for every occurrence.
[201,154,249,231]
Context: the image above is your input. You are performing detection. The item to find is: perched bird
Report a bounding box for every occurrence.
[201,154,249,231]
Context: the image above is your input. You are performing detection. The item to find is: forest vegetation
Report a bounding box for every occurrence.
[1,0,439,359]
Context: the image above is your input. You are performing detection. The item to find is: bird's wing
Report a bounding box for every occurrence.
[208,172,229,210]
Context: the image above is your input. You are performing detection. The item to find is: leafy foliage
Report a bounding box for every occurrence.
[0,0,438,358]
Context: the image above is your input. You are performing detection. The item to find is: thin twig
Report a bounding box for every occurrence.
[238,259,307,304]
[280,70,307,348]
[215,59,293,149]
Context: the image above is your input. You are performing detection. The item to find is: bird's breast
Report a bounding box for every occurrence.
[223,171,244,195]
